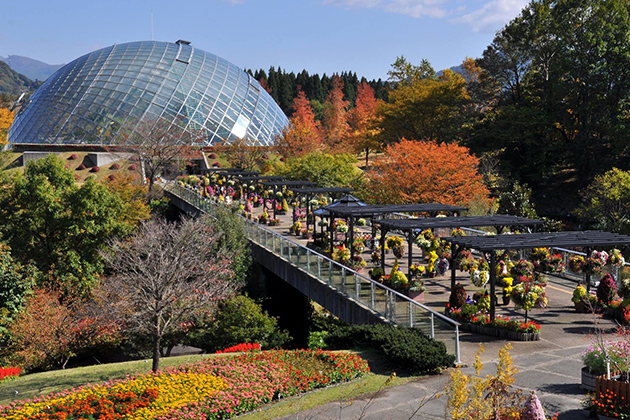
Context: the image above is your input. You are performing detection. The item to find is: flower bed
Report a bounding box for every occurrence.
[0,350,369,419]
[0,368,21,381]
[214,342,261,354]
[446,305,541,341]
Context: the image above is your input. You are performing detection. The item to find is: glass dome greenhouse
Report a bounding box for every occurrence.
[9,40,288,147]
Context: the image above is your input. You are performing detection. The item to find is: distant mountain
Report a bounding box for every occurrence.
[0,60,40,96]
[0,55,63,82]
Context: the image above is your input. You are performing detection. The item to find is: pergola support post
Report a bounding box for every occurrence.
[490,251,497,320]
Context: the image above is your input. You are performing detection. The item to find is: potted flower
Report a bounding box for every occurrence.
[268,218,280,226]
[347,255,367,273]
[386,236,405,259]
[409,264,426,278]
[568,255,585,273]
[426,251,439,277]
[371,249,381,265]
[502,277,514,305]
[436,257,449,276]
[471,269,490,288]
[335,220,348,233]
[408,277,426,301]
[291,221,302,235]
[352,237,366,254]
[448,283,467,310]
[597,273,618,306]
[511,281,548,322]
[609,249,626,267]
[332,244,350,265]
[369,267,384,281]
[386,261,408,291]
[259,208,269,224]
[571,284,589,312]
[542,253,564,273]
[581,339,629,391]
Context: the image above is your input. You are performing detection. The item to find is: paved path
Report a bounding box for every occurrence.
[277,273,612,419]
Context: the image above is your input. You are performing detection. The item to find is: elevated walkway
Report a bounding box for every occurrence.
[163,183,461,363]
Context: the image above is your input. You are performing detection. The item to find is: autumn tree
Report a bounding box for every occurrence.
[275,88,323,158]
[347,82,382,167]
[321,75,350,151]
[0,108,13,145]
[118,118,204,195]
[216,137,265,171]
[100,216,239,371]
[380,66,471,144]
[366,139,490,207]
[7,289,121,371]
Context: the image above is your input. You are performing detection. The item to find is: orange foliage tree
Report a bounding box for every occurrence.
[0,108,14,145]
[276,88,323,157]
[366,139,490,207]
[8,289,121,371]
[322,75,350,152]
[348,82,382,167]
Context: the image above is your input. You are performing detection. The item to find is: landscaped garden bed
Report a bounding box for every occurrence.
[0,350,369,419]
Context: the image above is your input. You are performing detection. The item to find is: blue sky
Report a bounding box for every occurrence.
[0,0,528,80]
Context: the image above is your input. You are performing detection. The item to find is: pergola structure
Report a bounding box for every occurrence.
[375,215,543,285]
[325,203,468,258]
[288,187,354,231]
[261,180,317,219]
[446,230,630,319]
[238,175,285,202]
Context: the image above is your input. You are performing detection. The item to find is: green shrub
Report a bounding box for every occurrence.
[196,295,291,352]
[308,331,329,350]
[324,324,455,374]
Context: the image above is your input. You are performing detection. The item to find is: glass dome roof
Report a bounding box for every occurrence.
[9,40,288,147]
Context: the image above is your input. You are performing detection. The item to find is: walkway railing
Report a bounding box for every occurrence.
[163,182,461,363]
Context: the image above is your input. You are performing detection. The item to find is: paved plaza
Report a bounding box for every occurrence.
[246,203,612,419]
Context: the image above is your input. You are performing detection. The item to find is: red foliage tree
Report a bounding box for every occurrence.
[7,289,121,371]
[347,82,382,167]
[366,139,491,207]
[322,75,350,152]
[275,88,323,157]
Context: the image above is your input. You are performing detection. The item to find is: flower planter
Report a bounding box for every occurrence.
[407,290,425,302]
[502,296,511,306]
[453,320,540,341]
[596,375,630,407]
[581,367,602,391]
[575,301,589,313]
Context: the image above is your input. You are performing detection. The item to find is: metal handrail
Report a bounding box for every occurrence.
[163,182,461,363]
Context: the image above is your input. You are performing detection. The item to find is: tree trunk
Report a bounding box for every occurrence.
[152,334,161,372]
[364,148,369,169]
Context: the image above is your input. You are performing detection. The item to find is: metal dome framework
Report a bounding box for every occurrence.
[9,40,288,147]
